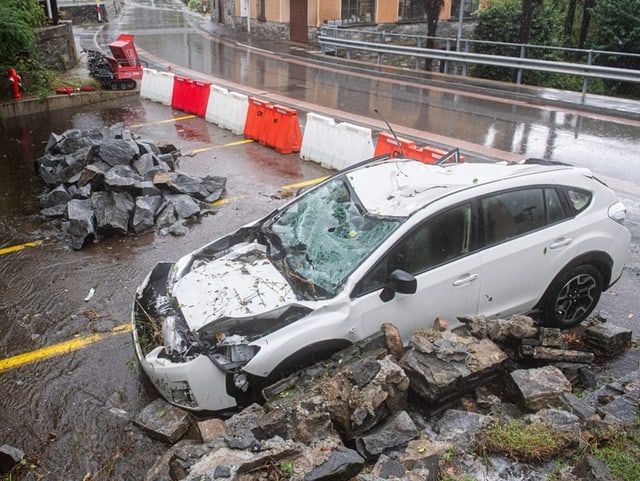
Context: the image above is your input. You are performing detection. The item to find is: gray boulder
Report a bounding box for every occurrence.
[98,138,137,166]
[92,191,134,235]
[64,199,96,249]
[132,195,162,234]
[355,410,419,459]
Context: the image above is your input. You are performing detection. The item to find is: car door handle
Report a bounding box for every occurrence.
[452,273,478,287]
[549,238,572,249]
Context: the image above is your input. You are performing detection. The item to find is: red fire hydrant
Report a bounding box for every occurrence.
[8,68,22,100]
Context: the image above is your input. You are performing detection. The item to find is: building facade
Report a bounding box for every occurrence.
[212,0,478,44]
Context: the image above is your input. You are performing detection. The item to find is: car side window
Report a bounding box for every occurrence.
[358,203,472,295]
[546,187,567,224]
[482,189,546,244]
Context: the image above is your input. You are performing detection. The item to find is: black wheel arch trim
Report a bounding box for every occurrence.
[534,250,613,313]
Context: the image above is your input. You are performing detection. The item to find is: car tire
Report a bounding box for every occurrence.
[540,265,602,328]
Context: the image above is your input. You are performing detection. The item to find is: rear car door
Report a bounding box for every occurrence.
[476,186,578,317]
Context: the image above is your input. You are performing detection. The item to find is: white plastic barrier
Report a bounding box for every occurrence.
[139,68,174,105]
[300,113,336,168]
[333,122,375,170]
[205,85,249,135]
[300,113,374,171]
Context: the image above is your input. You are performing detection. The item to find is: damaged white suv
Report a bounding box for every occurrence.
[132,154,630,411]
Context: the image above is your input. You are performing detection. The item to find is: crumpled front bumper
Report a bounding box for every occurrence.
[131,262,238,411]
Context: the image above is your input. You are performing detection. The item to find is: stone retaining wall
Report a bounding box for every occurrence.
[36,21,78,71]
[59,0,122,24]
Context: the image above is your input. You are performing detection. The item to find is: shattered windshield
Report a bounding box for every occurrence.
[268,176,403,297]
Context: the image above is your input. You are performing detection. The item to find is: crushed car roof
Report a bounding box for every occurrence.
[346,159,584,217]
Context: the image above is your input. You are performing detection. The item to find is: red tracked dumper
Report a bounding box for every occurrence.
[86,34,143,90]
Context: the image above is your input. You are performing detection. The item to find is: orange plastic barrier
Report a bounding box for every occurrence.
[269,105,302,154]
[374,131,465,164]
[244,99,302,154]
[257,104,275,146]
[244,98,272,141]
[373,131,416,158]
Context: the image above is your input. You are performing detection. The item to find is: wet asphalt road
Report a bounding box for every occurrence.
[1,1,639,479]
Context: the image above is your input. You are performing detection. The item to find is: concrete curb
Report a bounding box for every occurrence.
[0,89,138,120]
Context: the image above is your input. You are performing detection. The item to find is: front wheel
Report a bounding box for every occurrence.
[539,265,602,328]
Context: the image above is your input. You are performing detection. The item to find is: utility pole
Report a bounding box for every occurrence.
[456,0,466,51]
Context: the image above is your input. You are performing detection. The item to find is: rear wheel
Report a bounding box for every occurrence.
[539,265,602,328]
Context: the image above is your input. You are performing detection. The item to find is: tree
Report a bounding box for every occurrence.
[520,0,542,44]
[0,0,48,98]
[563,0,578,45]
[0,0,46,68]
[424,0,444,70]
[578,0,595,49]
[588,0,640,96]
[472,0,564,85]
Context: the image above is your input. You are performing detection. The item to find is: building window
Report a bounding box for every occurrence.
[341,0,375,25]
[451,0,481,19]
[398,0,427,22]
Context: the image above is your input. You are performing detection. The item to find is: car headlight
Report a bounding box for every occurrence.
[210,334,259,370]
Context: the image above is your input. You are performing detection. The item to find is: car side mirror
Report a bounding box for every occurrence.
[379,269,417,302]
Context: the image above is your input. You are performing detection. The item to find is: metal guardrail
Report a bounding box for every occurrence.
[318,26,640,98]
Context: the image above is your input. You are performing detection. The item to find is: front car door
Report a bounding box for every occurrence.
[349,202,482,342]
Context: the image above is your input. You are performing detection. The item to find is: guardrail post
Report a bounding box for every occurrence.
[581,50,593,102]
[378,32,383,65]
[416,37,422,70]
[347,30,352,60]
[516,44,525,85]
[444,39,451,73]
[462,41,469,77]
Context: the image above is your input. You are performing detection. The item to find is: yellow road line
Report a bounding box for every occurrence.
[0,240,44,257]
[0,324,132,373]
[129,115,197,128]
[214,139,253,149]
[281,176,328,191]
[189,139,254,155]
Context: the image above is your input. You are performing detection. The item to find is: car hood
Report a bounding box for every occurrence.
[171,245,296,331]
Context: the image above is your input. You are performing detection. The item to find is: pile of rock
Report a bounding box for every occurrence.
[129,316,637,481]
[36,123,225,249]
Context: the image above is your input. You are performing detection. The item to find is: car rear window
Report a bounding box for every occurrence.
[566,188,592,212]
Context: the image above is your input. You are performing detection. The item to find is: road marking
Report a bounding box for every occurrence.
[188,139,254,155]
[281,177,328,190]
[0,240,44,257]
[129,115,197,128]
[0,324,132,373]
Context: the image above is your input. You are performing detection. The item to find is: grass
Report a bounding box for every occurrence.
[469,412,640,481]
[474,419,579,463]
[590,426,640,481]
